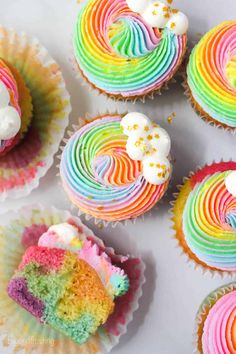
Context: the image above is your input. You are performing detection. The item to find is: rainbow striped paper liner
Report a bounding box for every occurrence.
[0,204,145,354]
[57,112,172,227]
[170,159,236,278]
[0,27,71,201]
[70,0,187,103]
[193,283,236,354]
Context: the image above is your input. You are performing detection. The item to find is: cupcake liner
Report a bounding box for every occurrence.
[0,26,71,201]
[57,112,172,227]
[170,159,236,278]
[193,283,236,353]
[0,204,145,354]
[182,66,236,134]
[71,0,187,103]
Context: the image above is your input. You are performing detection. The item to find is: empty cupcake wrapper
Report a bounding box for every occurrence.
[0,26,71,201]
[193,283,236,353]
[170,159,236,278]
[0,204,145,354]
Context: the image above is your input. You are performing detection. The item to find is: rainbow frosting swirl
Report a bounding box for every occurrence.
[173,162,236,272]
[60,115,169,221]
[197,284,236,354]
[187,21,236,127]
[73,0,187,98]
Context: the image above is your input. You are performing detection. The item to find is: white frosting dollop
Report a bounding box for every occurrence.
[126,0,188,34]
[225,171,236,197]
[121,112,171,185]
[126,0,151,13]
[0,106,21,140]
[45,223,79,243]
[166,11,189,35]
[0,81,21,141]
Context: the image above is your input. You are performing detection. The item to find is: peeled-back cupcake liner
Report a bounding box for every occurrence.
[0,26,71,201]
[0,204,145,354]
[71,0,188,103]
[193,283,236,354]
[170,159,236,278]
[57,112,172,227]
[182,77,236,134]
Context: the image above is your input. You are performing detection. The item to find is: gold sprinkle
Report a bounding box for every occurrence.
[150,163,154,167]
[135,141,141,147]
[127,125,132,131]
[153,148,157,152]
[163,6,169,12]
[172,8,179,14]
[170,22,176,29]
[158,172,162,177]
[167,111,176,124]
[154,2,159,6]
[161,164,166,169]
[147,135,153,141]
[167,0,173,4]
[152,10,157,15]
[154,134,160,139]
[156,163,161,168]
[139,137,144,141]
[145,151,151,155]
[144,125,150,132]
[133,124,139,130]
[164,13,170,19]
[152,123,158,128]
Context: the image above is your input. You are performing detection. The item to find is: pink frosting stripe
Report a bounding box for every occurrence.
[202,291,236,353]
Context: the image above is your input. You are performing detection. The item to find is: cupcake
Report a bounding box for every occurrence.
[0,26,71,201]
[195,283,236,353]
[0,59,32,156]
[60,112,172,222]
[73,0,188,100]
[0,205,145,354]
[186,21,236,130]
[172,161,236,274]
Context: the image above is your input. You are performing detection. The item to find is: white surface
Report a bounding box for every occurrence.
[0,1,236,353]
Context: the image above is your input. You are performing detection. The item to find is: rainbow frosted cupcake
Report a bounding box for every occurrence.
[0,27,71,201]
[195,283,236,353]
[172,161,236,274]
[73,0,188,100]
[60,112,172,222]
[186,21,236,129]
[0,205,145,354]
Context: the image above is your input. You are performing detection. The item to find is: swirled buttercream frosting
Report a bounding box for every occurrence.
[187,21,236,128]
[197,284,236,354]
[73,0,187,99]
[60,114,171,221]
[173,162,236,272]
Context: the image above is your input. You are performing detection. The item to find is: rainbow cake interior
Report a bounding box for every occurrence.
[7,223,130,345]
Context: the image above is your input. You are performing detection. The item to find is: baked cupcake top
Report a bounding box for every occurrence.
[73,0,188,99]
[8,222,129,345]
[187,21,236,128]
[173,162,236,272]
[60,113,172,221]
[197,284,236,354]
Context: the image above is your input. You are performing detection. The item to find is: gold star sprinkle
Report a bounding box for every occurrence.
[154,134,160,139]
[147,135,153,141]
[152,10,157,15]
[152,148,157,153]
[172,8,179,14]
[158,172,162,177]
[170,22,176,29]
[156,163,161,168]
[154,3,159,6]
[161,164,166,169]
[163,6,169,12]
[135,141,141,147]
[164,13,170,19]
[144,126,150,132]
[133,124,139,130]
[139,137,144,141]
[167,0,173,4]
[150,163,154,167]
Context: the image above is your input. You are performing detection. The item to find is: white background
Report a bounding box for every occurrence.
[0,0,236,353]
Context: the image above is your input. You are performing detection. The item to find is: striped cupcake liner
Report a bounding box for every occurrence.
[193,283,236,353]
[169,159,236,278]
[70,0,188,103]
[0,204,145,354]
[57,112,172,227]
[0,27,71,201]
